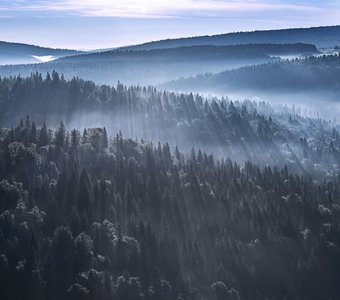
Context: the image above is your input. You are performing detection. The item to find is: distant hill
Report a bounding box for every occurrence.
[63,43,317,62]
[0,43,318,85]
[164,53,340,95]
[118,25,340,51]
[0,41,84,65]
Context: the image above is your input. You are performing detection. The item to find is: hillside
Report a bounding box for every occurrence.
[164,53,340,96]
[0,73,339,177]
[1,72,340,300]
[1,115,340,300]
[0,41,83,65]
[0,44,317,85]
[118,25,340,51]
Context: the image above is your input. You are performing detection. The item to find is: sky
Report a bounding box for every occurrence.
[0,0,339,50]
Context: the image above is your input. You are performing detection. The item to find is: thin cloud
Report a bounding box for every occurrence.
[0,0,324,18]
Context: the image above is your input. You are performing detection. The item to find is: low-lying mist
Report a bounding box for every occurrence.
[161,54,340,123]
[190,90,340,123]
[1,74,339,179]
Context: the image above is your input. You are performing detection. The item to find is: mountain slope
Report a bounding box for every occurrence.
[0,41,84,65]
[1,120,340,300]
[119,25,340,51]
[1,77,340,299]
[164,53,340,95]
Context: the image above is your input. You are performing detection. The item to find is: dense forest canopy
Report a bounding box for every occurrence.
[0,118,340,300]
[0,74,339,177]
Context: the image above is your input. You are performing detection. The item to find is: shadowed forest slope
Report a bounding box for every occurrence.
[0,120,340,300]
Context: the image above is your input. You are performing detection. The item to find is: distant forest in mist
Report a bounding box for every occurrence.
[118,25,340,50]
[0,43,318,85]
[0,41,83,65]
[165,54,340,95]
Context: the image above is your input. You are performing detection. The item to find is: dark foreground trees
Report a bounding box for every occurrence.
[1,119,340,299]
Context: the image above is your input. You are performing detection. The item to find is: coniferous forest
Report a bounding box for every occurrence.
[1,11,340,300]
[1,72,340,299]
[1,115,340,300]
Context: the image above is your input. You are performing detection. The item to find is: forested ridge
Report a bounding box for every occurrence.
[0,41,83,65]
[117,25,340,50]
[1,118,340,300]
[0,44,317,85]
[59,44,317,62]
[165,53,340,94]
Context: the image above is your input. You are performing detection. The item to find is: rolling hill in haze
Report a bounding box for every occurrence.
[0,41,84,65]
[164,53,340,95]
[118,25,340,51]
[1,25,338,67]
[0,43,317,85]
[162,53,340,121]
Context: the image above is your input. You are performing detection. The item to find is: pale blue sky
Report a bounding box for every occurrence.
[0,0,339,49]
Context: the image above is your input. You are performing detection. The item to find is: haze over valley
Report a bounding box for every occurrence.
[1,26,339,120]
